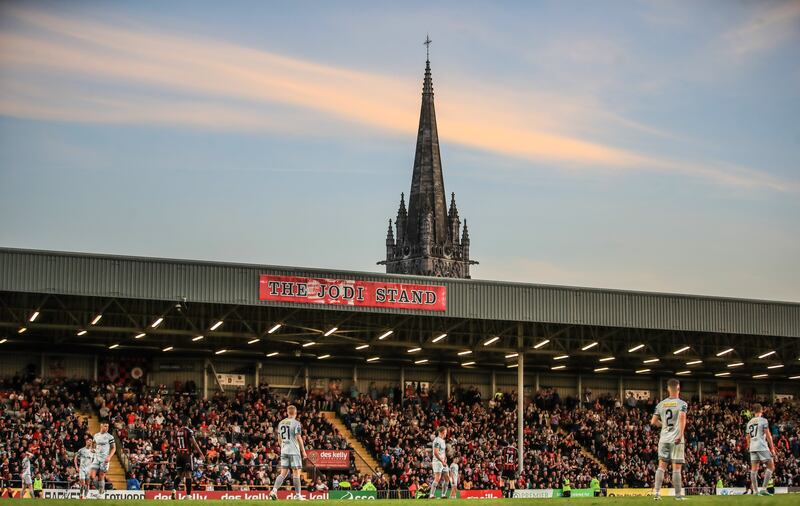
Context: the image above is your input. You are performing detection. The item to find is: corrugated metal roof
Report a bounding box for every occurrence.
[2,247,799,337]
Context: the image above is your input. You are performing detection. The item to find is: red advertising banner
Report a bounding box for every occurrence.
[146,490,328,500]
[307,449,350,469]
[459,490,503,499]
[259,275,446,311]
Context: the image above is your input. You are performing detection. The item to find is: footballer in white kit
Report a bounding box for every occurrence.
[746,403,777,495]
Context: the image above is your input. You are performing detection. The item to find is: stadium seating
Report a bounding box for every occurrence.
[561,395,800,488]
[2,376,799,493]
[0,377,91,489]
[97,381,356,490]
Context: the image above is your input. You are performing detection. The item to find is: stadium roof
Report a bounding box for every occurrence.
[1,247,799,379]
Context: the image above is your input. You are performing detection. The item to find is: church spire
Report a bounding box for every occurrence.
[406,42,447,246]
[379,40,476,278]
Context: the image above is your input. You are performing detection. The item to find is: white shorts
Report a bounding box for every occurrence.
[79,468,90,481]
[90,457,109,473]
[658,442,685,464]
[750,450,773,462]
[21,474,32,486]
[432,460,449,474]
[280,454,303,469]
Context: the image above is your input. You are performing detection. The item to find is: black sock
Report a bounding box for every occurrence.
[186,477,192,495]
[174,476,182,492]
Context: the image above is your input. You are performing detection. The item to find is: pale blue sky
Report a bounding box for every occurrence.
[1,0,798,301]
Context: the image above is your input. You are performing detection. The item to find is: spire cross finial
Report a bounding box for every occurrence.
[424,35,432,60]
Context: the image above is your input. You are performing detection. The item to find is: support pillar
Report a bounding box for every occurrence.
[446,368,451,398]
[400,367,406,407]
[698,380,702,402]
[304,366,310,393]
[203,359,209,400]
[535,372,540,392]
[255,362,261,387]
[517,323,524,475]
[491,370,497,396]
[41,354,45,378]
[517,353,524,475]
[353,365,358,393]
[618,376,624,401]
[771,382,776,402]
[93,355,98,381]
[736,382,740,400]
[577,375,582,402]
[658,377,664,397]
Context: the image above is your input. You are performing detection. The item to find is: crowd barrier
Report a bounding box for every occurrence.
[5,486,795,500]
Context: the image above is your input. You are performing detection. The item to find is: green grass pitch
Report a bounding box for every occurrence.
[14,495,798,506]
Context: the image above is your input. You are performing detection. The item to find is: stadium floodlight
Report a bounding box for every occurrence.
[302,341,316,347]
[355,344,370,350]
[462,361,476,366]
[551,365,565,370]
[192,335,204,342]
[714,372,730,377]
[432,333,447,343]
[790,375,800,380]
[378,330,393,340]
[643,358,660,363]
[324,327,338,336]
[162,346,174,352]
[727,362,744,368]
[18,327,27,334]
[77,330,87,336]
[628,344,645,353]
[686,360,702,365]
[215,349,227,355]
[91,314,102,325]
[533,339,550,349]
[758,350,776,359]
[150,317,164,328]
[753,374,768,379]
[268,323,282,334]
[318,354,331,360]
[508,363,519,368]
[716,348,734,357]
[0,339,7,344]
[457,350,473,356]
[767,364,784,369]
[483,336,500,346]
[673,346,690,355]
[266,352,279,357]
[581,342,598,351]
[594,367,609,372]
[635,369,651,374]
[408,347,422,353]
[415,359,429,365]
[599,357,615,362]
[505,353,519,358]
[247,338,260,345]
[554,355,569,360]
[29,311,40,322]
[210,320,223,331]
[134,333,146,339]
[676,370,691,376]
[366,356,380,362]
[109,344,119,349]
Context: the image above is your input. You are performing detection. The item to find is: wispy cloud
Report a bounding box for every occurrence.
[0,6,796,192]
[724,1,800,60]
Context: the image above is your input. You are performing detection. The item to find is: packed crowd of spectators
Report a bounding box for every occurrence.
[339,385,602,492]
[0,376,91,488]
[2,374,800,494]
[96,381,356,491]
[562,393,800,489]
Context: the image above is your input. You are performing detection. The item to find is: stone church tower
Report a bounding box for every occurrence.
[379,54,477,278]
